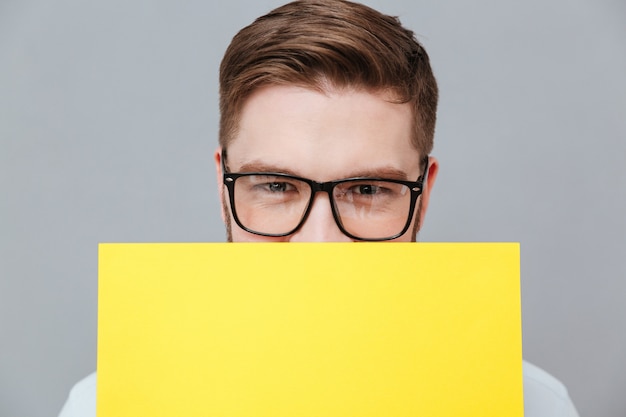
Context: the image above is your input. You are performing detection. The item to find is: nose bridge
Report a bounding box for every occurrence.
[310,180,335,196]
[291,185,350,242]
[307,180,337,218]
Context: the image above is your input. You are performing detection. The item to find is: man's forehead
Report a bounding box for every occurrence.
[224,84,421,180]
[232,85,415,144]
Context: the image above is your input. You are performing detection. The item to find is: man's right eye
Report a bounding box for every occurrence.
[264,182,293,192]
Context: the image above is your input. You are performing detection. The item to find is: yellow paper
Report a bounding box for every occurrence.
[97,243,523,417]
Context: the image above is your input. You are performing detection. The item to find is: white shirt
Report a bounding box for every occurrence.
[58,361,579,416]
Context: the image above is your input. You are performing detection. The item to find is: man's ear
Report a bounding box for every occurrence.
[214,147,227,223]
[417,156,439,228]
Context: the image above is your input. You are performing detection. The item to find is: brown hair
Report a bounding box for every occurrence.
[219,0,438,157]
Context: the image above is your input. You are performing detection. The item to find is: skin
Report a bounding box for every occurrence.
[214,85,438,242]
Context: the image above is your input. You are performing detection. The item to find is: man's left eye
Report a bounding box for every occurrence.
[356,184,379,195]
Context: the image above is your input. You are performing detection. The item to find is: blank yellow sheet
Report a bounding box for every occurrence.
[97,242,523,417]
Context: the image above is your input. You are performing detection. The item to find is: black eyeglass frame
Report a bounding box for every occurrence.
[221,154,429,241]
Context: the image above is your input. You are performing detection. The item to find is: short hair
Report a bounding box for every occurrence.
[219,0,438,158]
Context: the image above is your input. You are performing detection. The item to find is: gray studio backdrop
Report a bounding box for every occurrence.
[1,0,624,416]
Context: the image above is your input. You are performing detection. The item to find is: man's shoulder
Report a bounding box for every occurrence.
[58,364,578,417]
[58,372,96,417]
[523,360,580,417]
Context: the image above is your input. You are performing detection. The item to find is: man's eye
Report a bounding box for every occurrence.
[338,181,404,201]
[347,183,392,196]
[355,184,380,195]
[266,182,292,192]
[254,181,299,193]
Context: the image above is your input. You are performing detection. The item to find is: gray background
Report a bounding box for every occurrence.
[1,0,624,416]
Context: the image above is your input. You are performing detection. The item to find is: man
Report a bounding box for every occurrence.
[59,1,579,415]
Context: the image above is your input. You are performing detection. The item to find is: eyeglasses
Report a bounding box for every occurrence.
[221,154,428,241]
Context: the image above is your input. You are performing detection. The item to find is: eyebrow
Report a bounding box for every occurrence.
[236,161,411,181]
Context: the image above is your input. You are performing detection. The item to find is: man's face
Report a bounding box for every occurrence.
[215,85,438,242]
